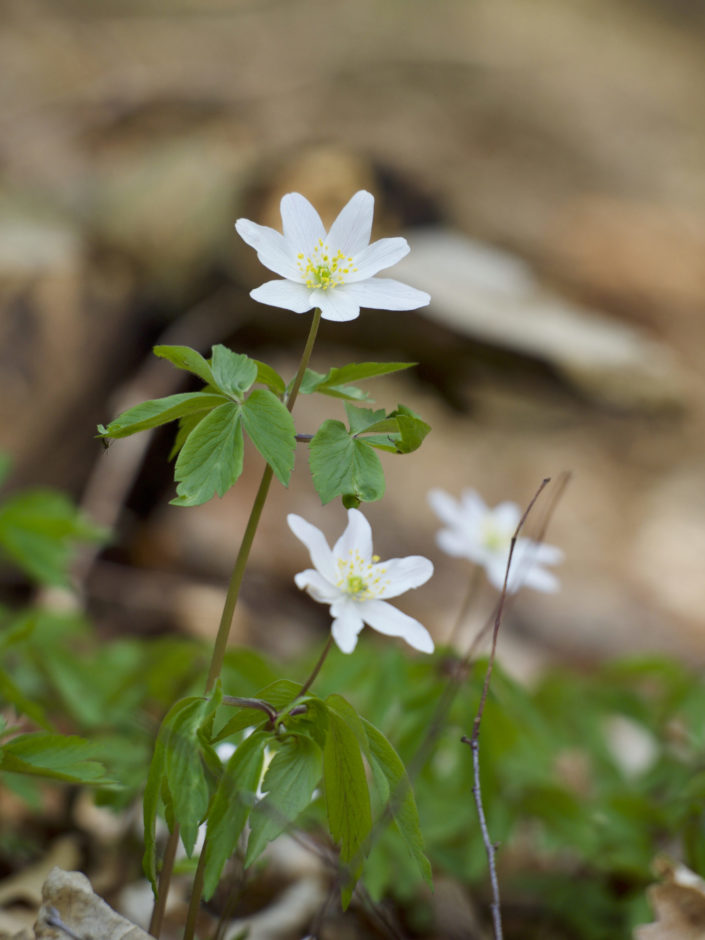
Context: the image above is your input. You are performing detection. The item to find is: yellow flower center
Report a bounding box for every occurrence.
[337,550,388,599]
[297,240,357,291]
[481,520,510,553]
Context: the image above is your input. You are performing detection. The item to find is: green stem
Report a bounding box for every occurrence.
[176,309,322,940]
[446,565,483,649]
[298,634,334,698]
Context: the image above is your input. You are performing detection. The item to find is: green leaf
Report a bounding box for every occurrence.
[210,345,258,398]
[300,363,416,402]
[246,735,322,866]
[344,404,389,435]
[323,708,372,907]
[0,668,52,730]
[165,695,220,856]
[98,392,227,439]
[0,490,105,586]
[153,345,216,387]
[0,733,107,784]
[362,718,432,885]
[172,403,243,506]
[253,360,286,397]
[241,389,296,486]
[202,731,268,900]
[309,421,385,505]
[387,405,431,454]
[325,362,416,385]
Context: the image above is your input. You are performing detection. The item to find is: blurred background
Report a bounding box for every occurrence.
[2,0,705,672]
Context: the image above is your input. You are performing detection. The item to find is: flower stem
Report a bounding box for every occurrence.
[298,634,334,698]
[173,309,322,940]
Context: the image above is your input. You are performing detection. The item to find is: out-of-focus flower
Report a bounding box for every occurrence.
[428,488,563,593]
[235,190,430,322]
[287,508,434,653]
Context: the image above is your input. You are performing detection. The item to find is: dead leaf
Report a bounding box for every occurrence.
[36,869,152,940]
[634,860,705,939]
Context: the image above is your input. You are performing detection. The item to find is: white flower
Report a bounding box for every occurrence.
[287,508,434,654]
[428,488,563,594]
[235,190,430,322]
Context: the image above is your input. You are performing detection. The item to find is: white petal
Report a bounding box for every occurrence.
[492,501,521,534]
[312,288,361,322]
[437,528,478,560]
[375,556,433,598]
[287,514,337,582]
[428,488,462,528]
[326,190,374,257]
[487,554,515,592]
[333,508,373,562]
[460,489,490,523]
[521,565,561,593]
[347,237,410,281]
[361,600,434,653]
[251,280,315,313]
[331,603,365,653]
[280,193,325,256]
[530,542,565,565]
[340,278,431,312]
[234,219,299,279]
[294,569,341,603]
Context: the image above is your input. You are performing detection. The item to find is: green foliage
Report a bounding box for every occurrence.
[0,731,108,784]
[99,347,430,507]
[309,402,430,505]
[245,734,322,866]
[99,344,296,506]
[299,361,416,401]
[0,485,105,586]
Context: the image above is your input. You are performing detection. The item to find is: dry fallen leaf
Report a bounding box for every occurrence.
[634,860,705,939]
[35,868,152,940]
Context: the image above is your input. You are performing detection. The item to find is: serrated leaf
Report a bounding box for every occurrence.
[241,389,296,485]
[325,362,416,385]
[164,694,219,856]
[362,718,432,885]
[388,405,431,454]
[344,404,388,435]
[324,709,372,907]
[309,421,385,505]
[202,731,268,900]
[0,669,52,730]
[299,369,370,402]
[246,735,322,866]
[153,344,216,387]
[172,402,243,506]
[253,360,286,396]
[301,363,416,402]
[99,392,227,439]
[0,490,105,586]
[0,733,107,784]
[210,345,258,398]
[326,694,371,762]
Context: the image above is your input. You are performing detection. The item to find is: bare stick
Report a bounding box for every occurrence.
[460,476,551,940]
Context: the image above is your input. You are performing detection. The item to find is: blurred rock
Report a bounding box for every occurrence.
[394,228,689,410]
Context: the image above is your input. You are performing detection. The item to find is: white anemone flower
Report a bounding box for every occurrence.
[287,509,434,654]
[235,190,430,322]
[428,488,563,594]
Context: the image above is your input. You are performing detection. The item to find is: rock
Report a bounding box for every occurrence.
[392,228,689,410]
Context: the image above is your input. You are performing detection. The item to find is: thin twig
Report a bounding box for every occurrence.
[297,635,334,698]
[460,476,551,940]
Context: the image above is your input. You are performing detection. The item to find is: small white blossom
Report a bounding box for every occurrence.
[287,509,434,654]
[235,190,430,322]
[428,488,563,594]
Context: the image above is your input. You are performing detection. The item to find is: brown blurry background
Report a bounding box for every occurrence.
[1,0,704,671]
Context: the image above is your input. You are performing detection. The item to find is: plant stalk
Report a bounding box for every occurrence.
[175,309,322,940]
